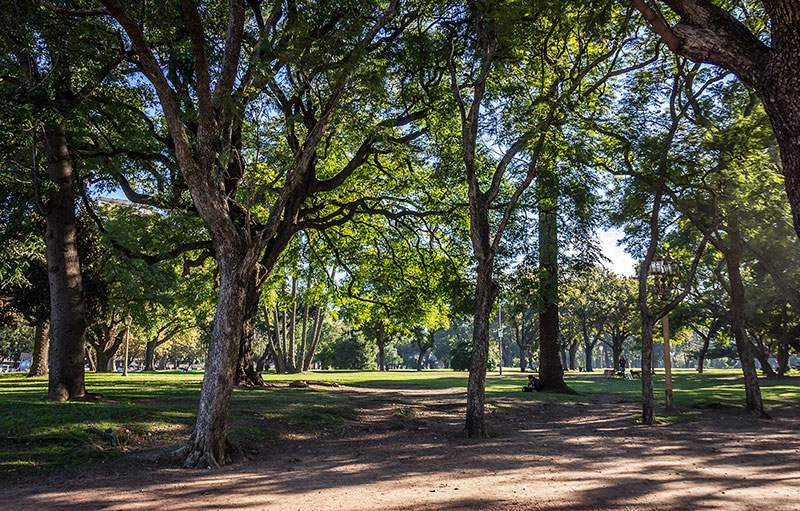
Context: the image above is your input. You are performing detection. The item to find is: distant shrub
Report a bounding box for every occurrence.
[449,338,497,371]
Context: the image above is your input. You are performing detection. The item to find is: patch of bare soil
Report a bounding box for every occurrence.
[3,384,799,511]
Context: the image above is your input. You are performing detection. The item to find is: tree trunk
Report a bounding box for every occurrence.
[144,340,157,371]
[281,308,288,363]
[568,340,579,370]
[611,335,623,372]
[302,306,324,372]
[584,342,593,372]
[43,122,86,401]
[537,163,570,392]
[416,347,428,371]
[725,231,767,416]
[85,347,96,372]
[257,311,271,373]
[271,306,287,374]
[697,332,710,374]
[776,342,788,375]
[288,278,297,372]
[235,278,265,386]
[95,348,115,373]
[298,301,309,372]
[641,320,656,425]
[751,334,777,377]
[376,324,386,371]
[28,321,50,377]
[183,252,253,468]
[466,261,496,438]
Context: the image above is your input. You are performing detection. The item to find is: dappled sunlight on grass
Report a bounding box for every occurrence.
[1,368,798,475]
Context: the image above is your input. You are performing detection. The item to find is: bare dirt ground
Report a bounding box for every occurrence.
[3,383,799,511]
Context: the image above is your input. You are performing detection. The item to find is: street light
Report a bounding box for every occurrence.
[123,313,132,377]
[650,255,675,409]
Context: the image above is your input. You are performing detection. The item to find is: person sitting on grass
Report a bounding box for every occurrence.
[522,374,542,392]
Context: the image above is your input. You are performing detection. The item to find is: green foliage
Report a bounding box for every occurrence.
[450,338,497,371]
[317,329,377,370]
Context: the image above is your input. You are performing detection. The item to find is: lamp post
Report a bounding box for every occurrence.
[123,313,132,377]
[650,255,675,409]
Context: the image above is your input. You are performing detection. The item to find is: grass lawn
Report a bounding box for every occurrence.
[1,368,798,476]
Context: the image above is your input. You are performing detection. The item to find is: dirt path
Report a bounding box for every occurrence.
[3,385,799,511]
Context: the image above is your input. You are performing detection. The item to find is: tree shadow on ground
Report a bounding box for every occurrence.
[4,384,800,511]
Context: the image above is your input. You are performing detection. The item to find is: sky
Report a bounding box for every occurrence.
[598,227,637,276]
[102,189,638,276]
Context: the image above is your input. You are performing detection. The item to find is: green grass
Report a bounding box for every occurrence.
[1,368,798,476]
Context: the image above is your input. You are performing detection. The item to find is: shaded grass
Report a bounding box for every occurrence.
[1,368,798,476]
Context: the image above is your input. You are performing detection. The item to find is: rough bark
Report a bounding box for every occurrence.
[183,252,253,468]
[43,122,86,401]
[466,261,495,438]
[28,321,50,377]
[235,278,265,386]
[537,163,570,392]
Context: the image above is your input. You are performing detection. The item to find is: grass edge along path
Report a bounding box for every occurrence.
[1,369,797,476]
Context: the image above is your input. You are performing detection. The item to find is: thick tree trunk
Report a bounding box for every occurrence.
[776,342,788,375]
[725,232,766,416]
[641,320,656,425]
[235,278,265,386]
[28,321,50,377]
[95,348,116,372]
[144,340,157,371]
[537,163,570,392]
[568,341,579,370]
[183,253,253,468]
[466,261,496,438]
[560,347,567,370]
[43,122,86,401]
